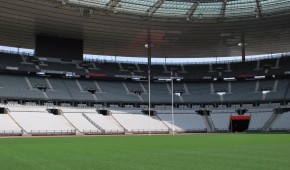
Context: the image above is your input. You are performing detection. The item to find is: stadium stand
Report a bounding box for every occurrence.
[7,106,75,135]
[0,75,44,99]
[2,0,290,138]
[0,114,22,135]
[248,109,273,131]
[210,110,234,132]
[264,79,288,101]
[270,111,290,131]
[2,52,290,79]
[63,113,101,134]
[40,61,86,75]
[96,81,140,102]
[62,79,95,101]
[111,109,169,133]
[224,81,261,102]
[0,53,37,72]
[156,110,207,132]
[84,113,124,134]
[141,82,179,103]
[60,107,101,134]
[1,52,290,135]
[183,82,220,102]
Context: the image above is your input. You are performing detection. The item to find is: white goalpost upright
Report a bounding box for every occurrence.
[146,29,152,136]
[148,64,151,136]
[171,68,175,135]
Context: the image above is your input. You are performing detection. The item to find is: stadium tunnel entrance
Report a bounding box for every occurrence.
[142,110,156,116]
[47,109,61,115]
[0,107,7,114]
[195,109,210,116]
[98,109,110,116]
[230,116,250,132]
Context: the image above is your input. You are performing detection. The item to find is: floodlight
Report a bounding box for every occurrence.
[262,90,270,94]
[217,92,226,96]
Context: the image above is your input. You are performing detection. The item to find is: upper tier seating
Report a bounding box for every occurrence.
[183,82,220,102]
[96,81,140,102]
[0,75,44,99]
[0,53,37,72]
[0,74,288,103]
[2,52,290,79]
[40,61,86,75]
[265,79,289,100]
[224,81,261,102]
[46,78,94,101]
[1,50,290,104]
[141,82,180,103]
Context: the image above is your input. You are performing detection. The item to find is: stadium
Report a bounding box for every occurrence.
[0,0,290,169]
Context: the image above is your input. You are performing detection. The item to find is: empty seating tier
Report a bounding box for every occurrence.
[157,110,207,132]
[10,111,75,135]
[63,113,100,134]
[111,110,169,133]
[84,113,124,134]
[0,114,22,135]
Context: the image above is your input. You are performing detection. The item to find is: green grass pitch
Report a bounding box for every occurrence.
[0,134,290,170]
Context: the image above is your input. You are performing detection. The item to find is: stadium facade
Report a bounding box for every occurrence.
[0,0,290,136]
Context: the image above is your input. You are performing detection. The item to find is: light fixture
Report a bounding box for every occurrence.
[262,90,271,94]
[174,90,183,96]
[254,76,265,79]
[223,77,236,81]
[238,43,248,47]
[144,44,154,48]
[216,90,227,96]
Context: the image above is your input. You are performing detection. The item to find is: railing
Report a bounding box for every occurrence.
[81,113,105,133]
[82,130,102,135]
[214,128,230,132]
[30,130,76,136]
[205,114,214,131]
[262,113,278,131]
[0,130,23,136]
[82,129,125,135]
[167,128,207,133]
[126,129,169,134]
[269,128,290,132]
[247,128,263,132]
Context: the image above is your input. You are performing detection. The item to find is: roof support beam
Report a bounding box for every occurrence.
[106,0,120,12]
[255,0,262,18]
[147,0,165,17]
[186,0,200,20]
[220,0,227,19]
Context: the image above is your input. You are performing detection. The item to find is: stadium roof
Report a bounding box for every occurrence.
[1,0,290,58]
[58,0,290,21]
